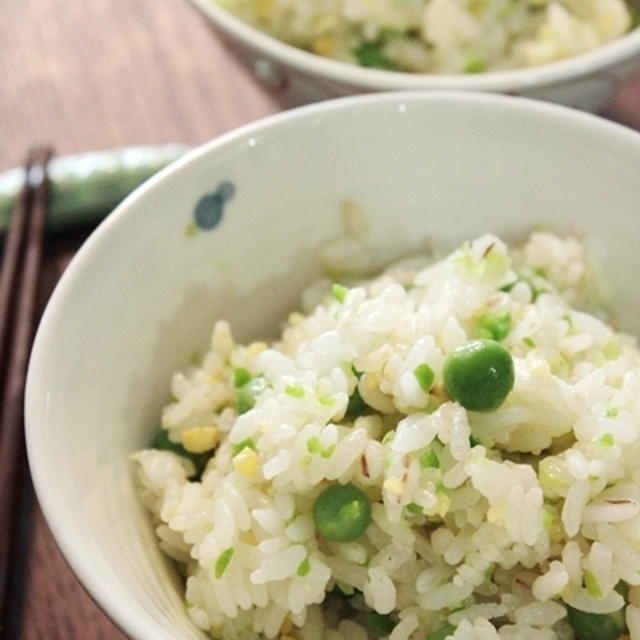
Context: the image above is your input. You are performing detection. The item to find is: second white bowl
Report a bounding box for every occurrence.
[189,0,640,111]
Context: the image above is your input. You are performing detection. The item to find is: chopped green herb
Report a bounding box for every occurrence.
[469,435,481,447]
[603,338,621,360]
[214,547,234,579]
[321,444,336,459]
[413,363,436,392]
[583,570,603,597]
[317,395,335,406]
[236,376,268,414]
[428,623,456,640]
[596,433,615,447]
[231,438,255,454]
[307,438,337,459]
[406,502,424,514]
[353,40,397,70]
[233,367,251,388]
[499,281,517,293]
[532,266,548,278]
[332,283,349,303]
[189,352,202,366]
[464,56,485,73]
[420,449,440,469]
[606,407,618,418]
[285,383,305,398]
[478,310,512,341]
[297,557,311,577]
[381,430,395,445]
[307,436,322,454]
[562,313,573,328]
[522,336,536,348]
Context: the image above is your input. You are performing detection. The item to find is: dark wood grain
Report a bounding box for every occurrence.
[606,72,640,130]
[2,226,124,640]
[0,147,52,630]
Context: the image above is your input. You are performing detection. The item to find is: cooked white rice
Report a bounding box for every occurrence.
[214,0,634,73]
[134,231,640,640]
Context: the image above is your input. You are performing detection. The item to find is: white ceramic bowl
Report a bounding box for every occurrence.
[188,0,640,112]
[25,92,640,639]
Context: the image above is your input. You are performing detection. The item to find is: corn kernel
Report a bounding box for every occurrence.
[181,426,220,453]
[233,448,259,477]
[436,494,451,518]
[365,372,379,390]
[254,0,274,21]
[487,504,506,525]
[311,35,336,56]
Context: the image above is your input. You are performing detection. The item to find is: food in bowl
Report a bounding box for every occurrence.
[214,0,636,74]
[133,229,640,639]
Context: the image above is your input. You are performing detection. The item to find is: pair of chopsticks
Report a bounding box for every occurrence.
[0,147,53,627]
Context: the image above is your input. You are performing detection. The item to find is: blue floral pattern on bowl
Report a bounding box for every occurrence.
[193,181,235,231]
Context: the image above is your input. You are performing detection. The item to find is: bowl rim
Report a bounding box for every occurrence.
[189,0,640,92]
[25,91,640,640]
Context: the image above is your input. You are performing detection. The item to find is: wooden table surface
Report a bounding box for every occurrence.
[1,2,640,639]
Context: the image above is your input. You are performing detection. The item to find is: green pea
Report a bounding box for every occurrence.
[567,606,626,640]
[443,339,514,412]
[313,483,372,542]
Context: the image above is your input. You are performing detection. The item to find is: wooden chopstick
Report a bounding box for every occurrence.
[0,146,53,626]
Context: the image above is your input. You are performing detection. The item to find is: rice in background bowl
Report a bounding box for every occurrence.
[188,0,640,111]
[24,93,640,640]
[217,0,634,74]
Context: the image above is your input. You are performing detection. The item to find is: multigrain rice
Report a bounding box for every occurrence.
[135,231,640,639]
[215,0,634,73]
